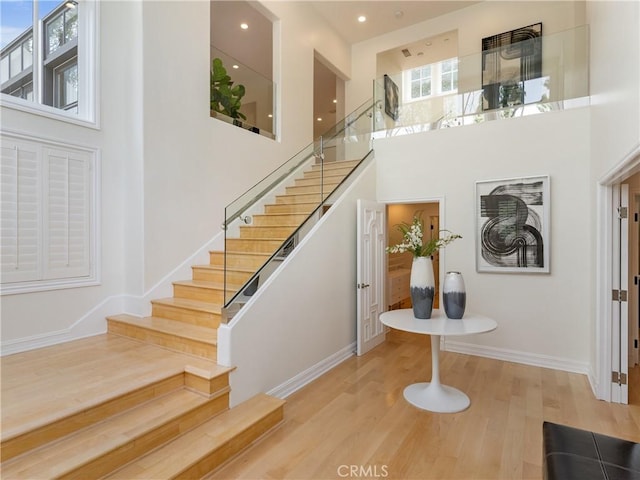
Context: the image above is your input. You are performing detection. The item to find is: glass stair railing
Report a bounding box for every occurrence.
[220,99,376,322]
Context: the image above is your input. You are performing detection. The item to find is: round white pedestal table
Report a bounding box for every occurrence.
[380,309,497,413]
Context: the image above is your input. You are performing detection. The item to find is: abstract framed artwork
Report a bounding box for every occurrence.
[481,23,543,110]
[475,175,550,273]
[384,74,399,121]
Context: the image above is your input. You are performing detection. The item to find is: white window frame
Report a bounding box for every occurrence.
[0,0,99,129]
[0,131,100,295]
[402,57,459,104]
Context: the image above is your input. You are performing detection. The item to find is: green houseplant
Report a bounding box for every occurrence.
[210,57,247,121]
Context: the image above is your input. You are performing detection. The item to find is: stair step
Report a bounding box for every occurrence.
[173,280,234,304]
[2,388,230,480]
[310,159,360,171]
[224,238,285,253]
[284,183,340,195]
[275,192,329,205]
[294,173,346,187]
[108,314,218,360]
[263,202,316,214]
[151,298,222,328]
[209,250,271,269]
[191,264,254,284]
[250,212,309,226]
[239,225,296,239]
[105,393,285,479]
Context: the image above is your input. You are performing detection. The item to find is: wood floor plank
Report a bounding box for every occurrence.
[208,329,640,480]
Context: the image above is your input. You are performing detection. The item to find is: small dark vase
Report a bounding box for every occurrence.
[443,271,466,319]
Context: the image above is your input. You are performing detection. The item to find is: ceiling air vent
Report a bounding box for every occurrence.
[401,48,411,57]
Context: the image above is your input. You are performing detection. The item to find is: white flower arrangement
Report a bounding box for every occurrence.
[386,213,461,258]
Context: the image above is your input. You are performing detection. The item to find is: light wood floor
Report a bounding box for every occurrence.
[209,329,640,480]
[0,334,221,443]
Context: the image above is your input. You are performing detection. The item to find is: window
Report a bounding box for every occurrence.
[403,57,459,102]
[410,66,432,99]
[0,0,97,125]
[0,133,98,294]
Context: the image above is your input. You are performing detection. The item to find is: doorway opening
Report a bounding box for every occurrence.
[313,52,345,159]
[386,202,441,311]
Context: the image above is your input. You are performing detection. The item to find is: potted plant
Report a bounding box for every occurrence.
[210,57,247,121]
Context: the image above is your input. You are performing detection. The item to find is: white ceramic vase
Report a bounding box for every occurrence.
[410,256,435,319]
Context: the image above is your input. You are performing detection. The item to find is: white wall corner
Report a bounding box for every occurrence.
[0,294,122,356]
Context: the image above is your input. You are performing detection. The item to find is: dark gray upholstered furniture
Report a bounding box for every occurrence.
[543,421,640,480]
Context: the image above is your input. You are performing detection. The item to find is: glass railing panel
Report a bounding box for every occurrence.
[222,99,375,317]
[210,46,275,139]
[373,25,589,136]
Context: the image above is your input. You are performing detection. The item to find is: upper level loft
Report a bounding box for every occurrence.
[372,24,589,138]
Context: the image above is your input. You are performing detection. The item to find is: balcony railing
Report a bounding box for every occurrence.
[210,45,276,139]
[373,25,589,136]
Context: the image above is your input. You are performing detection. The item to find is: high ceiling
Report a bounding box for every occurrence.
[309,1,480,45]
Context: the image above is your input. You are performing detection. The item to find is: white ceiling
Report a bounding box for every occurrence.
[309,1,480,45]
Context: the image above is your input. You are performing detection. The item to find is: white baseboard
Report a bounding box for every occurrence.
[443,339,591,375]
[267,342,356,399]
[1,232,224,356]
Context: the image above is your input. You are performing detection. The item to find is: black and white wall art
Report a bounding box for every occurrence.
[476,175,550,273]
[482,23,543,110]
[384,74,399,121]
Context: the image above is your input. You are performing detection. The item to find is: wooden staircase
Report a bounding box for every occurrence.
[106,158,361,361]
[0,159,361,479]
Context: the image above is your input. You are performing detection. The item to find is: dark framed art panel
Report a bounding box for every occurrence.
[384,74,399,121]
[482,23,542,110]
[475,175,550,273]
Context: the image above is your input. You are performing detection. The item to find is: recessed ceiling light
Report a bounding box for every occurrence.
[317,117,323,122]
[268,114,273,118]
[333,99,337,104]
[240,23,249,30]
[358,15,366,23]
[232,65,239,69]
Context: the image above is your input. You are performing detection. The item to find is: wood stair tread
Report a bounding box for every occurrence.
[192,264,256,273]
[151,298,222,314]
[108,314,218,344]
[105,393,285,479]
[1,388,226,479]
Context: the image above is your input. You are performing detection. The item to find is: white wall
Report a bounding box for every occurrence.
[376,108,592,371]
[588,0,640,178]
[0,0,352,352]
[0,1,144,349]
[219,162,376,406]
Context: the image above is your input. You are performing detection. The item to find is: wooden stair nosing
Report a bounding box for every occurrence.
[107,315,218,361]
[0,372,186,462]
[1,389,231,480]
[150,298,222,315]
[104,393,285,479]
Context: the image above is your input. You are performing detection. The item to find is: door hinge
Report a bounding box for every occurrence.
[617,206,628,219]
[612,289,628,302]
[357,283,370,289]
[611,371,628,385]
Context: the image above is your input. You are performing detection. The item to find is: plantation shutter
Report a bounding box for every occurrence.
[43,147,92,279]
[1,139,42,283]
[1,133,96,292]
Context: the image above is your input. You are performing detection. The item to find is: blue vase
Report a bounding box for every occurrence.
[443,271,466,319]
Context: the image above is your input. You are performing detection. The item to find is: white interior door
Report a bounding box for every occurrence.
[356,199,386,356]
[612,184,629,403]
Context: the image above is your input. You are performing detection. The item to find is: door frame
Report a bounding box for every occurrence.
[596,145,640,401]
[385,196,447,306]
